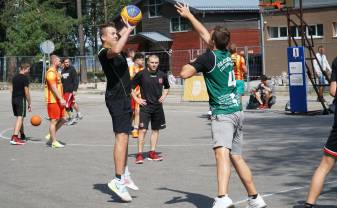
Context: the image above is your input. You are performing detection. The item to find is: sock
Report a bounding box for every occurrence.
[304,202,314,208]
[218,194,227,198]
[115,174,121,180]
[124,166,130,177]
[248,194,258,199]
[20,133,26,140]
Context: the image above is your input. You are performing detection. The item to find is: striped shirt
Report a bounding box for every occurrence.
[44,67,63,103]
[231,53,246,80]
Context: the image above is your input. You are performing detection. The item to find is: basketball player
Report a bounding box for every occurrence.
[98,20,139,202]
[10,63,31,145]
[176,3,267,208]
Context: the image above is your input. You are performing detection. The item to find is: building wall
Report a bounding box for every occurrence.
[264,7,337,76]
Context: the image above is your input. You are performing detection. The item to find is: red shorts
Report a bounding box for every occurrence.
[64,93,75,109]
[47,103,65,119]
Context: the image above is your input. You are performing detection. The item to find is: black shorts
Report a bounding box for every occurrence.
[12,97,26,117]
[105,96,133,134]
[324,124,337,157]
[139,105,166,130]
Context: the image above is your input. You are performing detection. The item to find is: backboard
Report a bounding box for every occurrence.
[260,0,294,10]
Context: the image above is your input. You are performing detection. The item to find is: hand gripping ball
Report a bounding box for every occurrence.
[120,5,142,26]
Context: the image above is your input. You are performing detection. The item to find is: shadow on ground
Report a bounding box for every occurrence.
[159,187,213,208]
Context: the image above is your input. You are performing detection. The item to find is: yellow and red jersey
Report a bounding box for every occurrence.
[231,53,246,80]
[44,67,63,104]
[129,65,144,95]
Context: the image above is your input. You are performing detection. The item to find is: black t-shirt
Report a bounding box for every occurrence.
[98,47,131,99]
[61,65,79,93]
[190,50,215,73]
[132,69,170,106]
[12,74,29,98]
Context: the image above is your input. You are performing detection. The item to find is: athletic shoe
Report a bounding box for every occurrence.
[10,135,26,145]
[45,133,52,145]
[135,153,144,164]
[20,134,27,141]
[247,194,267,208]
[107,178,132,202]
[147,151,163,161]
[65,118,77,126]
[123,175,139,191]
[76,112,83,120]
[52,140,65,148]
[212,196,234,208]
[131,129,139,138]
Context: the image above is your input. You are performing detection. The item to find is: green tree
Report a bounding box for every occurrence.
[0,0,76,56]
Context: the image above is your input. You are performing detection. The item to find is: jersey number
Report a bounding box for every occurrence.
[228,70,236,87]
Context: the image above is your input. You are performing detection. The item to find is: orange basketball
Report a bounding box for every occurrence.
[31,115,41,126]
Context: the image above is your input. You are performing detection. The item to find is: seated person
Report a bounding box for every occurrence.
[253,75,273,109]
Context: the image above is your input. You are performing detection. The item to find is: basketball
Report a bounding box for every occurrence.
[31,115,41,126]
[120,5,142,26]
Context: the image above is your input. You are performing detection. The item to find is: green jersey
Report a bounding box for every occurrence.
[191,50,242,115]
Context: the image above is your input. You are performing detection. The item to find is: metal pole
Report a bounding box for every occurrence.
[300,0,305,46]
[244,46,250,91]
[260,12,266,76]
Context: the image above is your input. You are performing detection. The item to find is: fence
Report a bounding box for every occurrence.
[0,46,263,85]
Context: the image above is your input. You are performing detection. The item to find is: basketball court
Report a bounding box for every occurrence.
[0,90,336,208]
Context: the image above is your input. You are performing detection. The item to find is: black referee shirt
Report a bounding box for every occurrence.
[132,69,170,106]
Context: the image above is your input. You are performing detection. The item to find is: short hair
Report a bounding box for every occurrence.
[211,26,231,50]
[318,45,324,50]
[230,43,237,54]
[99,22,116,42]
[63,57,70,63]
[20,63,30,71]
[50,55,60,65]
[147,54,159,62]
[261,75,268,81]
[133,53,144,61]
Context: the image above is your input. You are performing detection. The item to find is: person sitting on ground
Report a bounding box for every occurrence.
[253,75,272,109]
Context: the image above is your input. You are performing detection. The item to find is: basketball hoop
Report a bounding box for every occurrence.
[259,1,283,10]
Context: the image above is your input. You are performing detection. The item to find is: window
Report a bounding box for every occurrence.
[148,0,162,18]
[268,24,324,39]
[170,17,190,32]
[307,24,323,37]
[334,22,337,37]
[268,26,288,38]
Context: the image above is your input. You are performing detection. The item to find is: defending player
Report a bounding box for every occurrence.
[176,3,267,208]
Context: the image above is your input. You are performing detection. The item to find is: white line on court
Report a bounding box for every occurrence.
[0,127,211,147]
[234,180,337,205]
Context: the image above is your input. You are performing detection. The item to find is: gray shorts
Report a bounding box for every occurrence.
[211,111,244,155]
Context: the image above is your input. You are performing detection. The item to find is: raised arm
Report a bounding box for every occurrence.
[175,2,211,45]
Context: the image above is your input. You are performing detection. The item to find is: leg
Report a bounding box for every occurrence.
[56,117,66,132]
[150,130,159,151]
[138,129,147,153]
[254,92,263,105]
[230,155,257,195]
[13,116,23,135]
[134,107,140,129]
[73,102,79,113]
[214,147,231,196]
[263,91,271,106]
[114,133,129,176]
[49,119,58,143]
[306,154,336,204]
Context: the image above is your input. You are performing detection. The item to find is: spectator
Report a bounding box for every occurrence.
[253,75,273,109]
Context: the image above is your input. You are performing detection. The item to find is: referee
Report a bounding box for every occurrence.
[131,55,170,164]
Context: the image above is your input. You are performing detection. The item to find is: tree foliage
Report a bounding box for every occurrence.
[0,0,76,56]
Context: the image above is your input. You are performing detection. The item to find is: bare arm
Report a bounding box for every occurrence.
[175,3,211,45]
[180,64,198,79]
[330,81,336,97]
[106,18,135,59]
[159,89,169,103]
[50,84,66,106]
[131,89,147,106]
[24,86,32,112]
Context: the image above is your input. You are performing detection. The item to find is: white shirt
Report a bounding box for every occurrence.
[313,52,331,76]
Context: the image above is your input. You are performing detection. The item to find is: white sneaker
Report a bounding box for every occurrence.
[107,178,132,202]
[76,112,83,119]
[247,194,267,208]
[123,175,139,191]
[212,196,234,208]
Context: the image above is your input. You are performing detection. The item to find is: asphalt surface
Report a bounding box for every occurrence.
[0,90,336,208]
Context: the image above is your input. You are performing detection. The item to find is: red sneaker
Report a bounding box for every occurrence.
[148,151,163,161]
[258,104,265,109]
[135,153,144,164]
[10,135,26,145]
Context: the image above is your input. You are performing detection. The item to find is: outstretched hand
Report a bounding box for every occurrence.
[175,2,191,18]
[121,16,136,30]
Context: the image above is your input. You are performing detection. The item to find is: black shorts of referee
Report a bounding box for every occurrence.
[139,104,166,130]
